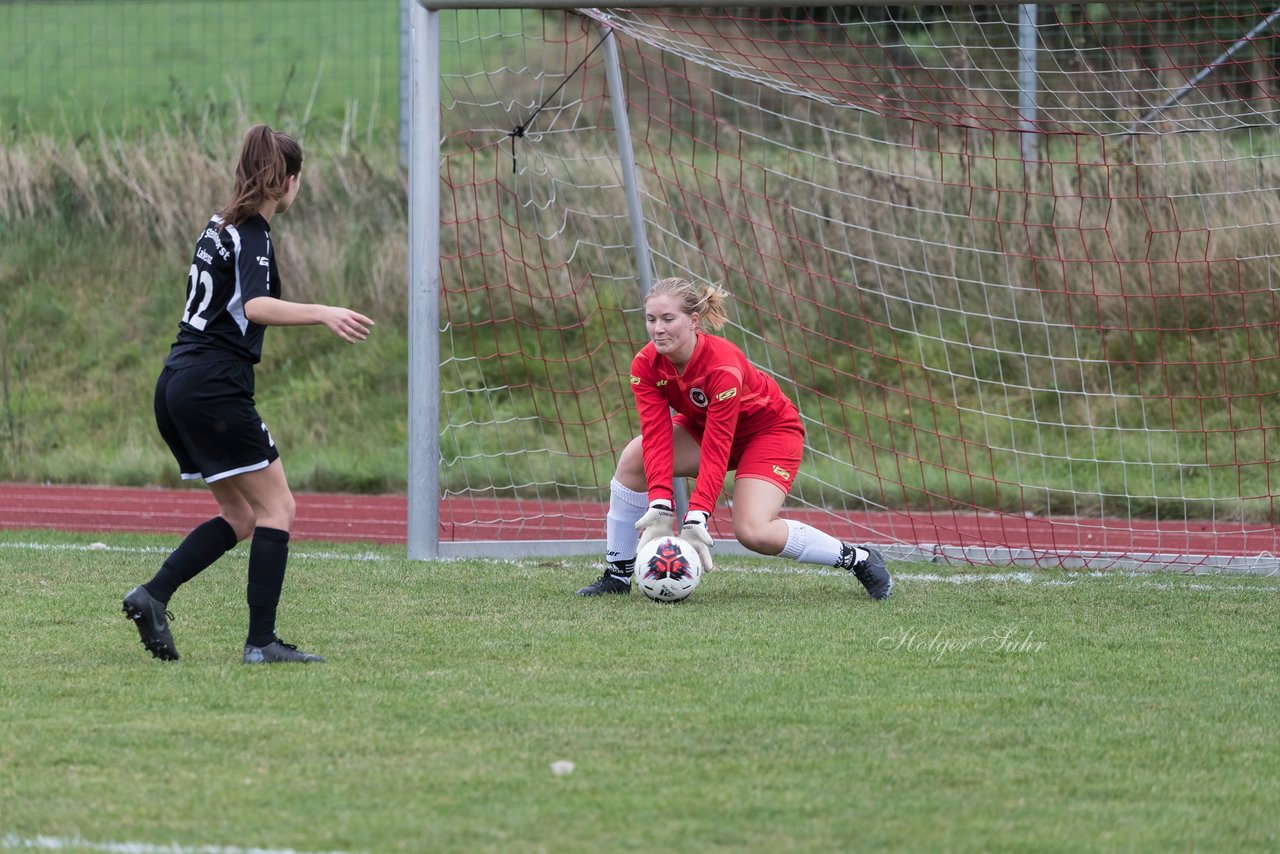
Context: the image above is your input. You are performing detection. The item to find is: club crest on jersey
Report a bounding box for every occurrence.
[689,387,709,407]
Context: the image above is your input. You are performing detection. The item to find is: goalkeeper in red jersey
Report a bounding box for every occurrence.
[576,276,892,599]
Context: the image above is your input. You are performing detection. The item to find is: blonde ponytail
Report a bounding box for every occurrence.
[647,277,731,330]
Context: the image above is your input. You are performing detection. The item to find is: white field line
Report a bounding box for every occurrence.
[2,540,1277,593]
[0,541,387,562]
[1,833,362,854]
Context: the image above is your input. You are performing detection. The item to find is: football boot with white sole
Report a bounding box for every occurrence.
[575,570,632,596]
[840,544,892,601]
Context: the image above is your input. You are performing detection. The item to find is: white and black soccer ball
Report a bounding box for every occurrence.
[635,535,703,602]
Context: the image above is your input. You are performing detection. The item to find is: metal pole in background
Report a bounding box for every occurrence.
[1128,4,1280,133]
[600,23,689,518]
[601,25,653,295]
[1018,4,1039,167]
[408,0,442,559]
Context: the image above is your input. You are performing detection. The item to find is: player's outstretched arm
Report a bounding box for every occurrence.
[244,297,374,344]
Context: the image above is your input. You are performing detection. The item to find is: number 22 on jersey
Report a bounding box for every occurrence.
[182,264,214,330]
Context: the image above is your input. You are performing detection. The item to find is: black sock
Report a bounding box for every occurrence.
[609,559,635,577]
[145,516,239,604]
[246,527,290,647]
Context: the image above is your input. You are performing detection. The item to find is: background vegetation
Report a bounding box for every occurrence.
[0,120,410,491]
[7,3,1280,524]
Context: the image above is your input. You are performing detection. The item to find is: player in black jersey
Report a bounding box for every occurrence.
[123,124,373,664]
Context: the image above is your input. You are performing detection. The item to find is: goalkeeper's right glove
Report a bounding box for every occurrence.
[634,499,675,549]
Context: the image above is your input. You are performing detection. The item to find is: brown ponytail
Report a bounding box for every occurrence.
[216,124,303,229]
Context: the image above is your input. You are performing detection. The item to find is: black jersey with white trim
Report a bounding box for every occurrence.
[164,213,279,367]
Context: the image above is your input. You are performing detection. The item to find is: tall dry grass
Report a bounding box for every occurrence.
[0,123,408,312]
[431,47,1280,519]
[8,90,1280,514]
[0,121,411,490]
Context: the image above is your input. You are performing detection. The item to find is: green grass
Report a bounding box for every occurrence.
[2,1,539,136]
[2,529,1277,852]
[2,0,397,137]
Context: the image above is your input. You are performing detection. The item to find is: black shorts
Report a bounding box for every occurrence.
[154,361,280,483]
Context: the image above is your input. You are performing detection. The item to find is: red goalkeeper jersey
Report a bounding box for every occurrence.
[631,333,802,513]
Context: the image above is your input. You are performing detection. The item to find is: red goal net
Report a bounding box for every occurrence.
[433,3,1280,571]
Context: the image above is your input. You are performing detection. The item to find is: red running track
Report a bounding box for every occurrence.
[2,482,1278,566]
[0,482,409,544]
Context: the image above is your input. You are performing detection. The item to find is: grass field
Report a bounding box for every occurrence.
[2,1,531,135]
[2,529,1277,853]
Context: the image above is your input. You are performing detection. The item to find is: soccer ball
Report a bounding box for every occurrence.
[635,536,702,602]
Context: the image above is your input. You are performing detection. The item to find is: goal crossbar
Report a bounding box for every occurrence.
[419,0,1037,9]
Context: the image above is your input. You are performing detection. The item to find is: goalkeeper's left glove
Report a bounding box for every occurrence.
[679,510,714,572]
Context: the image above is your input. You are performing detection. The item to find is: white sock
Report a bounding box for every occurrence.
[606,479,649,569]
[781,520,865,567]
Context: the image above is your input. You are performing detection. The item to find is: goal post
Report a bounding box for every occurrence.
[407,0,442,559]
[408,1,1280,574]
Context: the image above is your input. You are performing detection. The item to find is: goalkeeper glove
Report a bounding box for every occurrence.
[635,499,675,549]
[679,510,714,571]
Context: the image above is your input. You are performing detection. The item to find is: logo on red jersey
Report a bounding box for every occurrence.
[717,388,738,402]
[772,465,791,481]
[689,388,708,407]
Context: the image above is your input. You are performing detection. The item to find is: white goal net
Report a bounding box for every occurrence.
[417,2,1280,573]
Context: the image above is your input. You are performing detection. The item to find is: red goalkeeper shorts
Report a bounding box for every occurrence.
[674,415,804,495]
[730,426,804,494]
